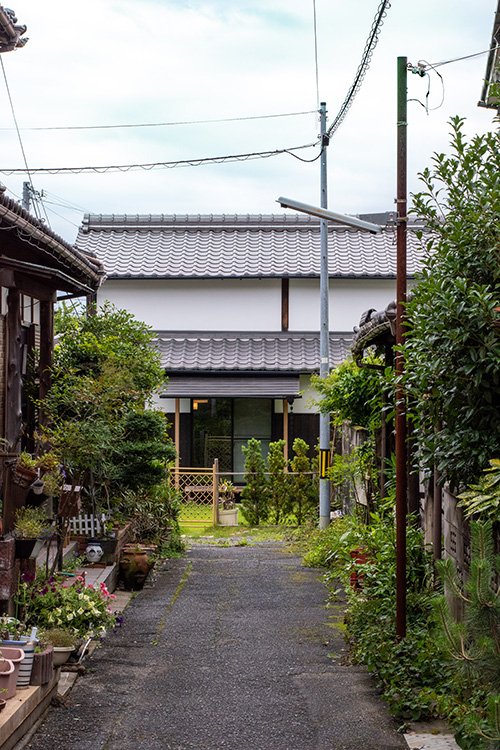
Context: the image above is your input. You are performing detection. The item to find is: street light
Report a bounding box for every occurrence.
[276,194,381,528]
[277,197,382,234]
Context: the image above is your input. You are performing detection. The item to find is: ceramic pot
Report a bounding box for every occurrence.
[85,541,104,564]
[119,548,153,591]
[0,647,24,698]
[14,538,37,559]
[0,660,15,700]
[52,646,74,667]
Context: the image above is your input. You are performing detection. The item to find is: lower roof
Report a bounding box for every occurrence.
[153,331,353,373]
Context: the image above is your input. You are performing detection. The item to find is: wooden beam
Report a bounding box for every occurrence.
[38,299,54,428]
[0,267,56,302]
[5,288,22,449]
[281,278,289,332]
[175,398,180,470]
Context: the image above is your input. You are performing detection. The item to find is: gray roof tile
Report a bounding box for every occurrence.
[153,331,353,372]
[76,213,426,279]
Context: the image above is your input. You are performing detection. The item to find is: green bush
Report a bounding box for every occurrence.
[240,438,269,526]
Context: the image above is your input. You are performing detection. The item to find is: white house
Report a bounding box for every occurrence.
[75,211,425,477]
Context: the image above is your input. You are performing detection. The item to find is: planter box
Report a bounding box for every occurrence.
[219,508,239,526]
[30,646,54,686]
[0,539,14,571]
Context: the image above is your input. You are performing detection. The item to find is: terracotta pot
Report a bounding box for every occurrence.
[119,548,153,591]
[0,647,24,698]
[0,660,15,700]
[30,645,54,686]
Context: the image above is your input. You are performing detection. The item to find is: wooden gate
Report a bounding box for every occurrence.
[171,463,219,526]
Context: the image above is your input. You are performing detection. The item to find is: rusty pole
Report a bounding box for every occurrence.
[396,56,408,640]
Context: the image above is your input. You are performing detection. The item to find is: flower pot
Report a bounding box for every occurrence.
[30,645,54,686]
[0,659,15,700]
[0,698,6,712]
[349,547,372,590]
[85,541,104,564]
[219,508,239,526]
[0,638,36,688]
[0,647,24,698]
[119,548,153,591]
[14,538,37,559]
[52,646,74,667]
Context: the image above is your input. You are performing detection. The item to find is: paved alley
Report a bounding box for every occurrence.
[23,542,407,750]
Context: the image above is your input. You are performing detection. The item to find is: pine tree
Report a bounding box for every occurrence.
[240,438,268,526]
[434,521,500,748]
[267,440,290,524]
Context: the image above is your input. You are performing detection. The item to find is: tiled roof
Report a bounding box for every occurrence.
[153,331,353,372]
[76,213,427,279]
[0,190,103,292]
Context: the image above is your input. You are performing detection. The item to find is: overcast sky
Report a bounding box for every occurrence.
[0,0,497,242]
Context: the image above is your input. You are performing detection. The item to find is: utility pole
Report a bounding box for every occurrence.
[22,181,30,212]
[319,102,331,530]
[395,56,408,640]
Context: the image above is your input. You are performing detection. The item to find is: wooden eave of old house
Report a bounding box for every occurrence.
[0,189,104,453]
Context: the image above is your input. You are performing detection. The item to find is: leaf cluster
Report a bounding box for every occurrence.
[405,117,500,489]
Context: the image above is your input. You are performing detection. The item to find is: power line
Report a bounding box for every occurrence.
[418,45,497,72]
[0,140,321,176]
[0,57,42,220]
[327,0,391,138]
[0,109,317,132]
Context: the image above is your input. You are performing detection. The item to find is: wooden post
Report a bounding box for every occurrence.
[174,398,180,470]
[38,297,55,428]
[213,458,219,525]
[283,398,289,463]
[5,288,22,450]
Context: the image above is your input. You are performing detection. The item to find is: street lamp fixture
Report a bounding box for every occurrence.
[276,197,382,234]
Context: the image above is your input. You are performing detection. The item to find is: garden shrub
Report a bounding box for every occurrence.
[290,438,316,525]
[267,440,290,524]
[240,438,269,525]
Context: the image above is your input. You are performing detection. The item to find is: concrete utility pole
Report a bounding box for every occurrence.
[318,102,331,530]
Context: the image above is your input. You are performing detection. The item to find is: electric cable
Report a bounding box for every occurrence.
[0,140,321,176]
[326,0,391,138]
[0,56,42,220]
[0,109,317,132]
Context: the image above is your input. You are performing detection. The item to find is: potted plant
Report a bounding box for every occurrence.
[119,544,156,590]
[218,480,239,526]
[37,628,78,666]
[30,642,54,685]
[13,506,51,559]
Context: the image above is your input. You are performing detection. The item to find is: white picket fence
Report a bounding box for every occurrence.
[68,513,104,537]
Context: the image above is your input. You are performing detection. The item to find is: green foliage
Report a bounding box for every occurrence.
[14,506,50,539]
[17,571,117,637]
[457,459,500,522]
[240,438,268,526]
[311,356,383,429]
[267,440,290,524]
[405,117,500,489]
[433,521,500,747]
[119,483,184,556]
[289,438,316,525]
[41,303,169,513]
[113,411,176,491]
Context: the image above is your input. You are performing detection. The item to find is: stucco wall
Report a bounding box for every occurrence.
[98,276,399,334]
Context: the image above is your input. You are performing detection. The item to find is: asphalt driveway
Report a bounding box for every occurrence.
[23,541,407,750]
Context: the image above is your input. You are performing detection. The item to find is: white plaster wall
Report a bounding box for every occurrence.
[288,278,397,332]
[98,278,281,331]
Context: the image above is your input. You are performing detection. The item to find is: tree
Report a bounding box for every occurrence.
[290,438,316,525]
[267,440,290,524]
[41,303,171,514]
[405,117,500,489]
[240,438,268,526]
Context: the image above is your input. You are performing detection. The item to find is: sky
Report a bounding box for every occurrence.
[0,0,498,243]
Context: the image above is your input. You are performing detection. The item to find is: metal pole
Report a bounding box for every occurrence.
[319,102,330,530]
[396,57,407,639]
